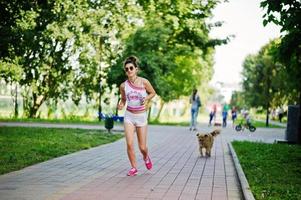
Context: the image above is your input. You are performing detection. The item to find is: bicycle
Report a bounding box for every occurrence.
[235,119,256,132]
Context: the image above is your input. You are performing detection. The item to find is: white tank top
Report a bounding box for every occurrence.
[125,80,147,112]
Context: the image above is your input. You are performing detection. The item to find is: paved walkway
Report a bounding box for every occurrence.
[0,123,286,200]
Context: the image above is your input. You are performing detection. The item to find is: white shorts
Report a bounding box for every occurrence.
[124,110,147,127]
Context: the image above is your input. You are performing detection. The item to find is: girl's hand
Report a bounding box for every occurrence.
[141,97,147,106]
[141,98,150,109]
[118,101,125,110]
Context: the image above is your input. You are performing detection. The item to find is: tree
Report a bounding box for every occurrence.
[0,58,23,117]
[107,0,228,119]
[0,0,228,120]
[107,21,214,119]
[230,91,246,110]
[261,0,301,143]
[0,0,142,118]
[0,0,89,117]
[241,40,284,126]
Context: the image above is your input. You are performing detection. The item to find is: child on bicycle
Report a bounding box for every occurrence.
[242,110,252,127]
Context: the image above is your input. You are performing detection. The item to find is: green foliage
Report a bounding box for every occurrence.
[240,39,295,109]
[0,126,123,175]
[238,39,293,126]
[116,34,199,100]
[107,0,225,103]
[230,91,246,110]
[232,0,301,128]
[0,58,23,82]
[232,141,301,200]
[108,22,212,102]
[251,120,283,128]
[234,117,283,128]
[241,52,266,109]
[0,0,227,119]
[0,0,142,117]
[261,0,301,102]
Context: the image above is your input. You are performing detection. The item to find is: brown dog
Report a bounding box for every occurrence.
[196,129,221,157]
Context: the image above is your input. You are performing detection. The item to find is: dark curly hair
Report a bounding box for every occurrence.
[124,56,139,68]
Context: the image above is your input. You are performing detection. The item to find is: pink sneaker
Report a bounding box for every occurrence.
[127,168,138,176]
[144,156,153,170]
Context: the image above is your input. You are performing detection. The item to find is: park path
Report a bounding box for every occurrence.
[0,122,285,200]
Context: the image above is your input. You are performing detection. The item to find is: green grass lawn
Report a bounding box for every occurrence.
[254,113,287,123]
[251,120,283,128]
[0,127,123,175]
[232,141,301,200]
[0,117,107,125]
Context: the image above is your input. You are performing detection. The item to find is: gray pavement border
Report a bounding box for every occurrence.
[228,142,256,200]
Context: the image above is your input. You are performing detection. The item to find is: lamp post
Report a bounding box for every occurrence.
[98,78,102,121]
[96,35,107,121]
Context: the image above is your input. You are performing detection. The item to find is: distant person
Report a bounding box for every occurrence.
[189,89,201,131]
[241,108,247,118]
[243,110,251,126]
[222,107,228,127]
[212,104,217,123]
[118,56,156,176]
[223,104,230,113]
[231,106,237,128]
[208,111,214,126]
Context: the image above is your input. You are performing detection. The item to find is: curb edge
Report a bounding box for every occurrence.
[228,142,256,200]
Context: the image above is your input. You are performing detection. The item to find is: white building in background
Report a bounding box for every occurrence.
[211,81,241,103]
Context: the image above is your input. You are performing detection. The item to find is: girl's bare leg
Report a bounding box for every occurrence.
[124,122,137,168]
[136,126,148,160]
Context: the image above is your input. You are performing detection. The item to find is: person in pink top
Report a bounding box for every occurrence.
[118,56,156,176]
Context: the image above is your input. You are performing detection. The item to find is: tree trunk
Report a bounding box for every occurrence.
[28,93,45,118]
[98,82,102,121]
[265,64,271,127]
[47,100,56,119]
[61,105,67,119]
[29,105,39,118]
[22,89,30,118]
[297,88,301,144]
[265,102,270,127]
[155,100,164,121]
[13,84,18,118]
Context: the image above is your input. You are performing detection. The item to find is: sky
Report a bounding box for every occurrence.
[209,0,281,102]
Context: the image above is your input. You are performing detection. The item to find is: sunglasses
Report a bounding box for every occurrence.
[124,66,135,72]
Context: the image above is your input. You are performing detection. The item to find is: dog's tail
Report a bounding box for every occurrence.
[211,129,221,137]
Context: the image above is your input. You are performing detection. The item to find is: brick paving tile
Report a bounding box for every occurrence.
[2,124,283,200]
[195,192,212,200]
